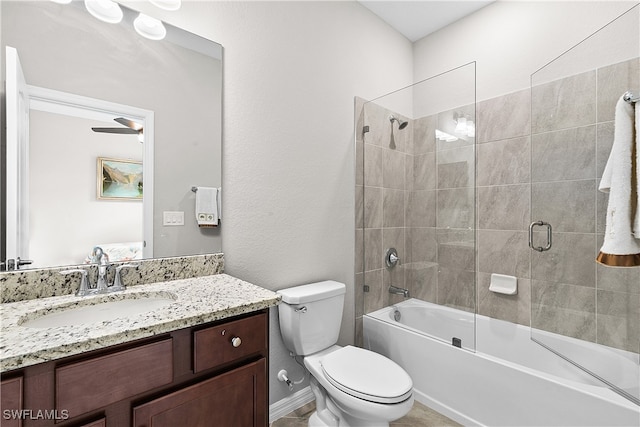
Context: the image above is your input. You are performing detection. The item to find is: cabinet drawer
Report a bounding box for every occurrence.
[56,338,173,419]
[194,313,267,373]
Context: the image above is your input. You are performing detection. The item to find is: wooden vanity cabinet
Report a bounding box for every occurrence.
[0,310,268,427]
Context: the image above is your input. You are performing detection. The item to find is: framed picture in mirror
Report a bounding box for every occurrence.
[97,157,143,201]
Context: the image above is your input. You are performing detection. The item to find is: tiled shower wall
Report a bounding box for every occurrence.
[355,95,476,345]
[528,58,640,353]
[356,57,640,353]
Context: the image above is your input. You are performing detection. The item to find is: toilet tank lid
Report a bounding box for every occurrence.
[278,281,345,304]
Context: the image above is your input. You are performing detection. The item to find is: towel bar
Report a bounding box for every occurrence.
[623,90,638,104]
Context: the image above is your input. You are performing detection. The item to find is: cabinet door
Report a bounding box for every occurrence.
[56,338,173,419]
[78,418,106,427]
[1,376,23,427]
[133,358,266,427]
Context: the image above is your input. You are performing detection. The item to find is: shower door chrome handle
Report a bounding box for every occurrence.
[529,220,552,252]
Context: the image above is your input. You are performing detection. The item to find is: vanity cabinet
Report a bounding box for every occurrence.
[0,310,268,427]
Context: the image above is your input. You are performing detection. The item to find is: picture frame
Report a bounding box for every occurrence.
[97,157,143,200]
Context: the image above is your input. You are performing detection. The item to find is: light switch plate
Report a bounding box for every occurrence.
[163,211,184,226]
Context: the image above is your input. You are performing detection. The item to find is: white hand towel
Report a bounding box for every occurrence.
[597,95,640,266]
[195,187,219,227]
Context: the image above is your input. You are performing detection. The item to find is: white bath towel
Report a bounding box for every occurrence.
[195,186,219,227]
[597,95,640,266]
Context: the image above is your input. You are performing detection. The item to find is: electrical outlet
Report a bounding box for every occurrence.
[163,211,184,226]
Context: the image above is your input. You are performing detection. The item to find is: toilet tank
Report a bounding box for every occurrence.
[277,281,346,356]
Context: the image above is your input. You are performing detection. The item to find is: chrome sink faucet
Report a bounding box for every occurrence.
[91,246,110,293]
[60,269,95,296]
[111,263,138,292]
[60,247,138,296]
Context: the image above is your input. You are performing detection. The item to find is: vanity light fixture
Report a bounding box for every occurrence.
[55,0,172,41]
[453,113,476,138]
[454,116,467,133]
[134,13,167,40]
[84,0,123,24]
[435,129,458,142]
[149,0,181,11]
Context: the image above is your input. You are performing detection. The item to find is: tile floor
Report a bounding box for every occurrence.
[270,400,461,427]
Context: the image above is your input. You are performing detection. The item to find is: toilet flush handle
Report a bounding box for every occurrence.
[294,306,307,313]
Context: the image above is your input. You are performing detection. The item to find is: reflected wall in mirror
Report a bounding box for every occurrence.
[1,0,223,270]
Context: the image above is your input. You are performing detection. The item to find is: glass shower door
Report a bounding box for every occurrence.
[357,63,477,352]
[529,4,640,405]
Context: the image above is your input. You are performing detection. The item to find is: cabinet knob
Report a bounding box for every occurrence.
[231,337,242,348]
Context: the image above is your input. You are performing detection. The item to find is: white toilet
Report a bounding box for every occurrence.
[278,281,414,427]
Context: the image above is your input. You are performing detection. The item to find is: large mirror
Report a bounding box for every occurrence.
[1,0,222,270]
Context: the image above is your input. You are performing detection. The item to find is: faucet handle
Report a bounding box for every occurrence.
[112,263,138,292]
[385,247,401,268]
[60,269,94,296]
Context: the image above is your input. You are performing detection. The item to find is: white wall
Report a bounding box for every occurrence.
[414,1,639,102]
[120,0,413,404]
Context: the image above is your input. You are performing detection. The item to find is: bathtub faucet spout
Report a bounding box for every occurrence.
[389,285,410,298]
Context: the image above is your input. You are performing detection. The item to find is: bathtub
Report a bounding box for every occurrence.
[363,299,640,427]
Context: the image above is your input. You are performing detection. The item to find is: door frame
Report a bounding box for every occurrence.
[28,85,155,261]
[4,69,155,266]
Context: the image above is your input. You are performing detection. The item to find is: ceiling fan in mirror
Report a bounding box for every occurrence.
[92,117,144,142]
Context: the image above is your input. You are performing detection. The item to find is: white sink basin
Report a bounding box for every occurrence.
[20,293,176,328]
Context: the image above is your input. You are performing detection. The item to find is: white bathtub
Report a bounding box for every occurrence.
[363,299,640,427]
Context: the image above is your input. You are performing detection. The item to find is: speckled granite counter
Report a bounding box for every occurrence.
[0,274,280,373]
[1,253,225,303]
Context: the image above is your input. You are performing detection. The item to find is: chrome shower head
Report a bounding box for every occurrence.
[389,115,408,130]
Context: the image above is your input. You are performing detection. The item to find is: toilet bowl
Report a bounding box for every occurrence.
[305,345,414,426]
[277,281,414,427]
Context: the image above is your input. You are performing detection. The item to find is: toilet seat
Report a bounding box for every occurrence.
[320,346,413,404]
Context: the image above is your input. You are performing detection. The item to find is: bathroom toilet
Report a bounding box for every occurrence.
[278,281,414,427]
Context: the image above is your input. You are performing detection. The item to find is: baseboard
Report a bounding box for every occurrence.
[269,386,315,424]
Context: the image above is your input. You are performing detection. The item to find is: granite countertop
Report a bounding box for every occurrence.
[0,274,281,373]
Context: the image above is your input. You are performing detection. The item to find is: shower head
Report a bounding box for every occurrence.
[389,115,408,130]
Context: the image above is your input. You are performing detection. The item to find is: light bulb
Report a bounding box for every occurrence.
[466,121,475,138]
[149,0,181,11]
[455,116,467,133]
[134,13,167,40]
[84,0,123,24]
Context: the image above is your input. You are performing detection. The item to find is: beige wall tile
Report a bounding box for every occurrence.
[532,70,596,133]
[531,125,596,181]
[477,88,530,143]
[477,136,530,186]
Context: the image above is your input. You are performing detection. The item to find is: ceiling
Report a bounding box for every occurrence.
[358,1,494,42]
